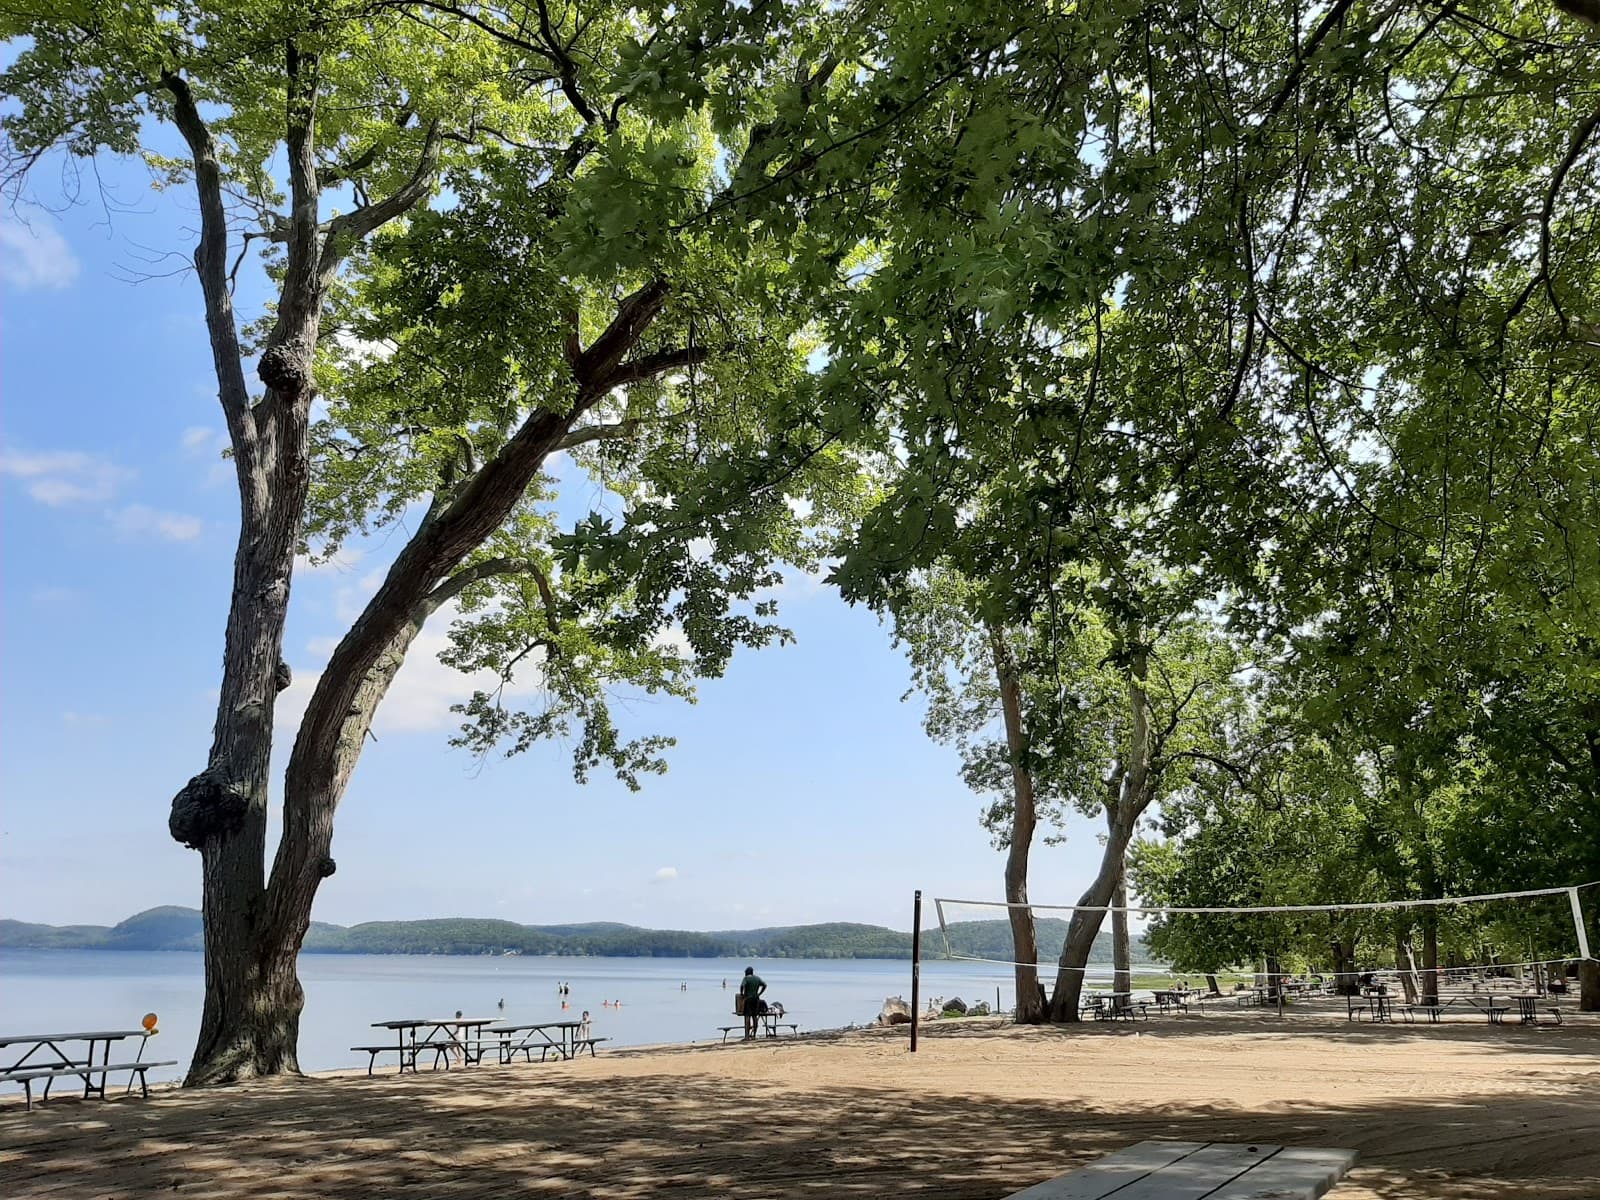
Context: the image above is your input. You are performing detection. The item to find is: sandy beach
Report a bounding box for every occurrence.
[4,1005,1598,1198]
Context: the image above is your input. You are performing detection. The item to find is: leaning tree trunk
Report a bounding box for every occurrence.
[990,625,1046,1023]
[1047,644,1152,1022]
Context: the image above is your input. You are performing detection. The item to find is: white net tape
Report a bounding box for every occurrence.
[930,882,1599,974]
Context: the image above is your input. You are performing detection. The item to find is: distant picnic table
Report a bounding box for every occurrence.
[1,1030,175,1111]
[362,1017,497,1074]
[355,1018,608,1075]
[718,1011,800,1041]
[488,1021,607,1063]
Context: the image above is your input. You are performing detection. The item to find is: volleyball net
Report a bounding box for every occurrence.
[930,882,1598,984]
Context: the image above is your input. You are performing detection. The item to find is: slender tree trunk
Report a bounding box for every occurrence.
[1112,869,1132,996]
[990,625,1046,1023]
[1047,644,1152,1022]
[1420,908,1440,1006]
[1393,928,1420,1004]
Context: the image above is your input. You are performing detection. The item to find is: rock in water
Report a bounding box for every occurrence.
[941,997,968,1016]
[967,1000,991,1016]
[878,996,912,1025]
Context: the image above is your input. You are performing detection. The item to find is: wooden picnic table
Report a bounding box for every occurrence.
[719,1011,799,1041]
[486,1021,586,1063]
[370,1018,497,1072]
[1,1030,174,1110]
[1511,994,1562,1026]
[1005,1139,1357,1199]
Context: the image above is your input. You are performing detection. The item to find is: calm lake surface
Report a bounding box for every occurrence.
[0,950,1107,1086]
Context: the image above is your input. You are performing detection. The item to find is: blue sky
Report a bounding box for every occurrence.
[0,151,1111,933]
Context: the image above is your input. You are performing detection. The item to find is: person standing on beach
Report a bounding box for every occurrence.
[739,967,767,1041]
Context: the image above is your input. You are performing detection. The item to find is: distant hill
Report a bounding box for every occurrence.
[2,908,1156,964]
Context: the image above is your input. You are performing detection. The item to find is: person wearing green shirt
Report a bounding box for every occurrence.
[739,966,767,1040]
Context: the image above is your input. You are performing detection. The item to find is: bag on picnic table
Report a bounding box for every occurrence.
[734,993,745,1015]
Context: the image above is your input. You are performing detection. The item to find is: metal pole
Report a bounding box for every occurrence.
[910,890,922,1053]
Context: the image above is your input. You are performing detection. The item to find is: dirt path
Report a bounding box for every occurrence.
[4,1012,1597,1198]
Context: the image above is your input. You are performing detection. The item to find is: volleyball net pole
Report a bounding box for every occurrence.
[910,889,922,1054]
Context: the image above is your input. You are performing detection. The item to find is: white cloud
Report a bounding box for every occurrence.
[652,867,679,883]
[0,447,131,506]
[180,426,233,487]
[0,222,80,291]
[108,503,204,542]
[181,426,214,451]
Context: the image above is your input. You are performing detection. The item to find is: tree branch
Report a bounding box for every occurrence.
[534,0,603,128]
[574,279,672,391]
[159,70,257,476]
[594,345,709,393]
[270,38,323,360]
[317,119,443,288]
[1539,98,1600,333]
[419,556,539,613]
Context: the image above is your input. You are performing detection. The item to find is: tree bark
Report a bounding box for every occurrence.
[1112,869,1132,997]
[1393,927,1420,1004]
[990,625,1046,1023]
[1330,922,1360,996]
[1420,907,1440,1006]
[163,56,323,1085]
[1580,959,1600,1011]
[1046,644,1152,1022]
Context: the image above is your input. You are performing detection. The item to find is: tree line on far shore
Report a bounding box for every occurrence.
[4,909,1149,964]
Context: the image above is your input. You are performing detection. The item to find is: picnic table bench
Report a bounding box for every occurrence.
[362,1017,496,1075]
[1,1031,176,1111]
[488,1023,610,1062]
[1512,995,1561,1026]
[1005,1139,1357,1199]
[1402,1003,1445,1024]
[1082,993,1147,1022]
[719,1010,799,1041]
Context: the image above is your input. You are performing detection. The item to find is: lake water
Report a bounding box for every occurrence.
[0,950,1107,1087]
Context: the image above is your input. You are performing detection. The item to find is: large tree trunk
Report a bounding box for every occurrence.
[990,626,1046,1023]
[1330,919,1360,996]
[162,57,322,1085]
[1047,645,1152,1022]
[1580,960,1600,1011]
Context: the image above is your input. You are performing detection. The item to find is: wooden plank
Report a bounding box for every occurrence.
[1006,1141,1207,1200]
[1205,1147,1358,1200]
[1108,1143,1283,1200]
[0,1031,146,1045]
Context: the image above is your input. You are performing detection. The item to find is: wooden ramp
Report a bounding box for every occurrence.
[1005,1140,1357,1200]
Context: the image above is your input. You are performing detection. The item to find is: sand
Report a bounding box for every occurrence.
[3,1004,1598,1198]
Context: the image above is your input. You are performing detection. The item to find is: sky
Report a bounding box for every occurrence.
[0,149,1116,935]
